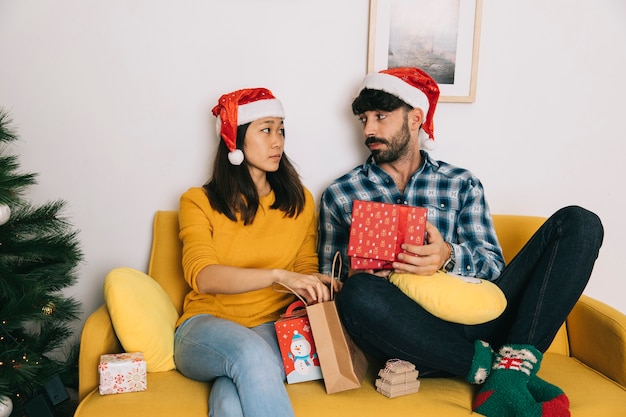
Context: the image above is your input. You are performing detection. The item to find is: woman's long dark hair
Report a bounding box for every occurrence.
[204,122,306,225]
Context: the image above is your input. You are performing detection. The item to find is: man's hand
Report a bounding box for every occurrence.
[392,221,449,276]
[348,268,392,279]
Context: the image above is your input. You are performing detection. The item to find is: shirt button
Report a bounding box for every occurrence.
[440,203,445,208]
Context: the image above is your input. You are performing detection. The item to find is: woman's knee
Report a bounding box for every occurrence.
[221,335,285,385]
[174,316,279,380]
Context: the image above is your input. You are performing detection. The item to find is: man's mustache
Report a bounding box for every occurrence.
[365,137,389,146]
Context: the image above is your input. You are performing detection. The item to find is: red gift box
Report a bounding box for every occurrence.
[348,200,427,270]
[275,300,323,384]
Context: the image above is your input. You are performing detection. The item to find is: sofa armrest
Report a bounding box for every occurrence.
[567,295,626,387]
[77,304,123,401]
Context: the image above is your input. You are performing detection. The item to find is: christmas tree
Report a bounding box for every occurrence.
[0,109,83,417]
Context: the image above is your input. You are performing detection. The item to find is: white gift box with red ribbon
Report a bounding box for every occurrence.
[98,352,147,395]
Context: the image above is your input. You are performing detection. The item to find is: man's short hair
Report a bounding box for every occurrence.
[351,88,413,115]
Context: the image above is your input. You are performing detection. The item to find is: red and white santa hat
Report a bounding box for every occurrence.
[212,88,285,165]
[359,67,440,150]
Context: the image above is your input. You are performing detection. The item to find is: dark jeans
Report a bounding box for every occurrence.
[336,206,604,378]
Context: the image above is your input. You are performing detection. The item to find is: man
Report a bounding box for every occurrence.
[318,67,603,417]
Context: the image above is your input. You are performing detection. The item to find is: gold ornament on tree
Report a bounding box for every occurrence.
[41,301,55,316]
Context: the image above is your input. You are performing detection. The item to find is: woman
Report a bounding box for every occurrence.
[174,87,335,417]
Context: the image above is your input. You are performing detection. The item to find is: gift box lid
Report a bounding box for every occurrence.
[99,352,145,365]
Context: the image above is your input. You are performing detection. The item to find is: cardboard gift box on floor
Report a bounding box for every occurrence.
[275,300,323,384]
[376,359,421,398]
[98,352,147,395]
[348,200,427,270]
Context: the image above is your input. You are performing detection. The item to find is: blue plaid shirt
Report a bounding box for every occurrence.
[318,151,504,280]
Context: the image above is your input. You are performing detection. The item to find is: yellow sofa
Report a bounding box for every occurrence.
[74,212,626,416]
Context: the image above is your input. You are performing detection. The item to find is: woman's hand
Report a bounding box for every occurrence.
[313,272,342,295]
[275,271,332,304]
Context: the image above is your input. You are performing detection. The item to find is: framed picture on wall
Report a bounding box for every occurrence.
[368,0,483,102]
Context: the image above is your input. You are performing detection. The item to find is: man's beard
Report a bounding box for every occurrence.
[366,119,411,164]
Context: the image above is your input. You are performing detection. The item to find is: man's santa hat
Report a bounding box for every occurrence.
[212,88,285,165]
[359,67,440,150]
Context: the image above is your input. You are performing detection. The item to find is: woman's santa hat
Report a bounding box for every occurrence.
[359,67,440,150]
[212,88,285,165]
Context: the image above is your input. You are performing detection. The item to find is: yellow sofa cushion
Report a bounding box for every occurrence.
[389,271,507,325]
[104,267,179,372]
[74,370,210,417]
[75,354,626,417]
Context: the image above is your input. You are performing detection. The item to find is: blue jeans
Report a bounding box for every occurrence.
[174,314,294,417]
[336,205,604,377]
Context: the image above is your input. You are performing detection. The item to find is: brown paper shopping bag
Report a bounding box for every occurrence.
[306,298,369,394]
[307,252,368,394]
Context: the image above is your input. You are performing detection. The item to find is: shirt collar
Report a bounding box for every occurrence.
[362,150,438,174]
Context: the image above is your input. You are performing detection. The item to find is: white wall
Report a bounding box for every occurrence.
[1,0,624,337]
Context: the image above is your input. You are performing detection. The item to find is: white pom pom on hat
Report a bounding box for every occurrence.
[227,149,245,165]
[359,67,440,149]
[212,88,285,165]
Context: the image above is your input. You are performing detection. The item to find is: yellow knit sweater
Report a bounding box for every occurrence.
[176,187,319,328]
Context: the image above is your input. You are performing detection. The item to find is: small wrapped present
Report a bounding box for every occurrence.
[348,200,427,270]
[275,300,323,384]
[377,367,419,383]
[98,352,147,395]
[376,359,420,398]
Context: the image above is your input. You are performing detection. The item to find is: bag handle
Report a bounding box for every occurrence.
[273,281,309,305]
[278,299,308,320]
[285,300,306,315]
[273,251,343,302]
[330,251,342,300]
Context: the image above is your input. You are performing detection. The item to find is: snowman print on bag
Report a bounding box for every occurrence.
[288,331,318,375]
